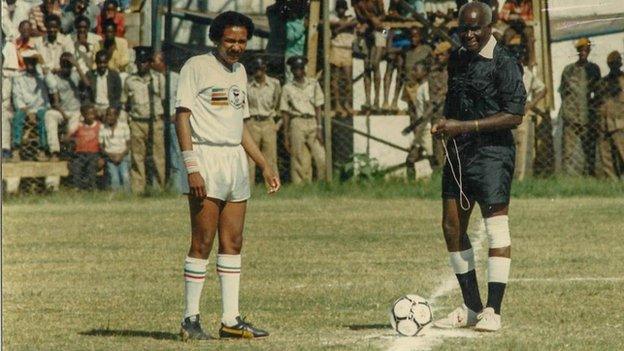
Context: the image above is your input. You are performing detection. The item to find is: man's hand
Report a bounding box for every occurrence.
[34,54,45,65]
[261,167,281,194]
[114,153,125,164]
[431,118,468,138]
[274,119,283,132]
[316,126,324,144]
[188,172,206,199]
[356,23,367,34]
[107,153,119,164]
[284,134,291,155]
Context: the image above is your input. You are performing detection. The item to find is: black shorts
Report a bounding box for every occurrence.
[442,143,515,206]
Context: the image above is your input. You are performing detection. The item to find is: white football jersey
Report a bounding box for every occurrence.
[175,52,250,145]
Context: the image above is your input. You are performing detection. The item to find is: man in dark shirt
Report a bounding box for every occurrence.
[84,50,123,119]
[265,0,288,79]
[430,2,526,333]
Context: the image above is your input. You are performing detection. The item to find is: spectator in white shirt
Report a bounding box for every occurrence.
[99,106,131,191]
[71,15,100,72]
[34,13,74,73]
[2,0,32,41]
[46,52,90,160]
[2,22,22,160]
[11,50,55,160]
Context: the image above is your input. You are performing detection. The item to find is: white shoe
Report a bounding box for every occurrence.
[474,307,501,332]
[433,304,478,329]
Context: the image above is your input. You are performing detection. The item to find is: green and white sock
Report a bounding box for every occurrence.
[217,254,241,327]
[183,256,208,319]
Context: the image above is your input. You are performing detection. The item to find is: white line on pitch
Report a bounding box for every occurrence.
[510,277,624,282]
[385,218,488,351]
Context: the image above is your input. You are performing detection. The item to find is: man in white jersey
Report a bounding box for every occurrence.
[174,11,281,341]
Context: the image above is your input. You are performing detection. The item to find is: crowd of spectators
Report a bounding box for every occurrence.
[1,0,171,193]
[2,0,622,194]
[259,0,622,180]
[259,0,544,180]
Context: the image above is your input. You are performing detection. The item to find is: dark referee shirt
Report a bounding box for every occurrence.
[444,35,526,147]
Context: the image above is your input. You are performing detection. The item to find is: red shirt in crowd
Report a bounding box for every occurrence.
[95,12,125,38]
[13,37,37,70]
[500,0,533,22]
[72,121,101,153]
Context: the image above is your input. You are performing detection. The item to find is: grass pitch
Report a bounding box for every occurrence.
[3,191,624,350]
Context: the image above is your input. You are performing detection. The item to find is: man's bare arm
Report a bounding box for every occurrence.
[175,108,194,152]
[242,124,281,193]
[242,125,268,170]
[432,112,523,137]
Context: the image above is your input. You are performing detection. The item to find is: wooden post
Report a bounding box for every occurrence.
[537,0,554,108]
[306,0,320,77]
[2,161,69,178]
[322,0,332,181]
[151,0,162,52]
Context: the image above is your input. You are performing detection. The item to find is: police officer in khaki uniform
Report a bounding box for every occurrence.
[124,46,166,192]
[246,56,281,184]
[558,37,601,175]
[597,73,624,179]
[280,56,326,183]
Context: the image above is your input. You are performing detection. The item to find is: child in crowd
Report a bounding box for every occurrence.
[99,106,131,191]
[95,0,125,37]
[329,0,357,117]
[67,104,101,189]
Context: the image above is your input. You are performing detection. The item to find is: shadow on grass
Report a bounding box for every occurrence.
[80,328,178,341]
[346,324,391,330]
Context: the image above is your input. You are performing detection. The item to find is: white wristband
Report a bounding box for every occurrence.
[182,150,200,174]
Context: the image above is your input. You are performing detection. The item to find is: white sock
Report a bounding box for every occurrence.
[217,254,241,326]
[183,256,208,319]
[487,256,511,283]
[449,248,475,274]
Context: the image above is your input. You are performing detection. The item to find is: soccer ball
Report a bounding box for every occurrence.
[389,294,433,336]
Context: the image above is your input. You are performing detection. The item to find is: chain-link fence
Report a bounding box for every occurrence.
[4,1,623,196]
[1,99,80,194]
[2,102,169,195]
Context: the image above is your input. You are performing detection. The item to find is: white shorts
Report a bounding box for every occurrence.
[194,143,250,202]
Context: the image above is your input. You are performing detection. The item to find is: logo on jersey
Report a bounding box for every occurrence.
[228,85,245,109]
[210,88,229,106]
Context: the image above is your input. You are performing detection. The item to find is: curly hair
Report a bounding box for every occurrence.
[102,18,117,30]
[74,14,90,28]
[208,11,254,43]
[44,13,62,25]
[95,49,110,62]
